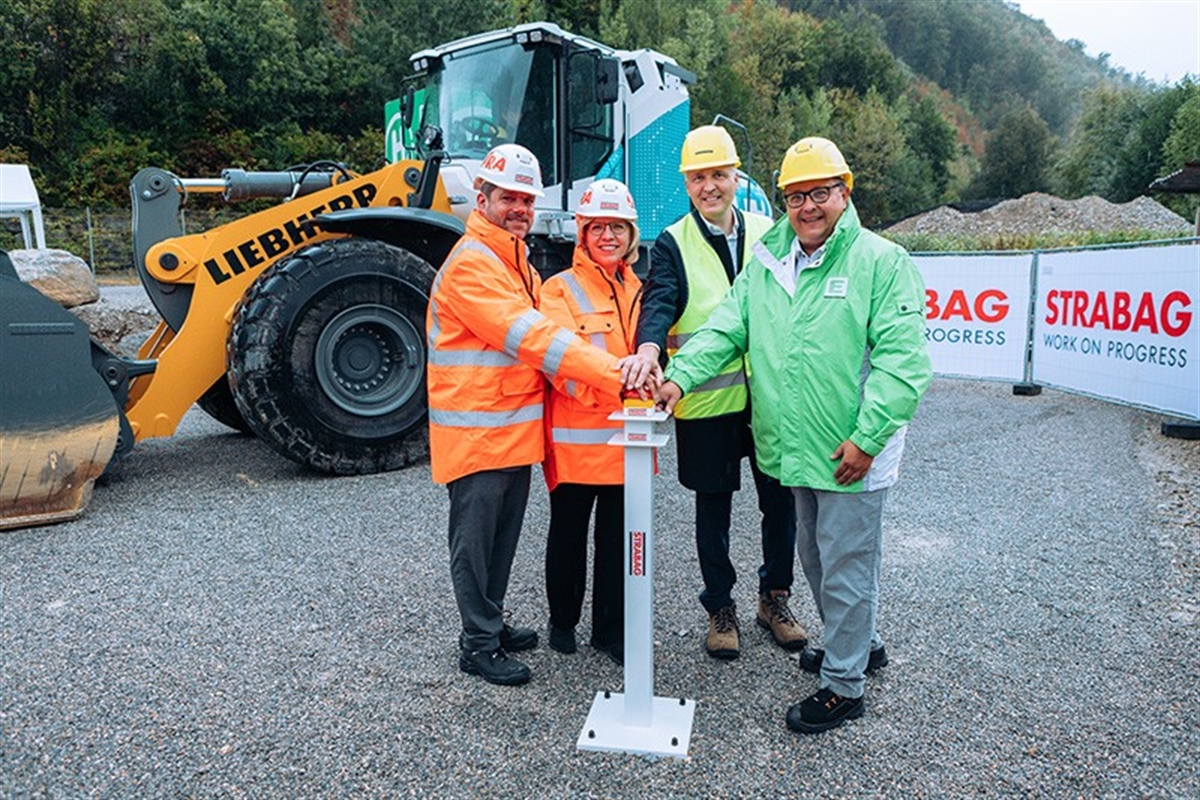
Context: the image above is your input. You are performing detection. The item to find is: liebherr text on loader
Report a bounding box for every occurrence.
[0,22,770,530]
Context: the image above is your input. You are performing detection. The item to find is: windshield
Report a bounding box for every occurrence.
[419,41,558,185]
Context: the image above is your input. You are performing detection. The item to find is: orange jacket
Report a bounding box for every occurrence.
[540,247,642,491]
[426,211,622,484]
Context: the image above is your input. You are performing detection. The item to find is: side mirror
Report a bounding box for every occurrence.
[400,85,415,129]
[596,56,620,105]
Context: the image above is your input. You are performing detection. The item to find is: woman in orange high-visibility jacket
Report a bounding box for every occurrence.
[427,146,656,688]
[539,179,644,665]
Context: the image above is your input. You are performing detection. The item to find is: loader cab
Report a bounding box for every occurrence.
[394,25,619,228]
[387,22,768,276]
[389,24,683,274]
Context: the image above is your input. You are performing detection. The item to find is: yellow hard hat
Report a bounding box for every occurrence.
[776,137,853,191]
[679,125,740,173]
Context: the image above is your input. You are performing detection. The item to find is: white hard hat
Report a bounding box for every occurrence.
[576,179,637,220]
[474,143,545,197]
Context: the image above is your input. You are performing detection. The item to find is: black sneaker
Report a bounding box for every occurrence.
[549,623,577,654]
[499,623,538,652]
[593,639,624,666]
[785,687,864,734]
[799,645,888,675]
[458,647,531,686]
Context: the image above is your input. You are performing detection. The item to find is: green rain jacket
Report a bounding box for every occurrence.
[664,200,932,493]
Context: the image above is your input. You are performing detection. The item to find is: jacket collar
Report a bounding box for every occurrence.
[752,200,862,295]
[572,246,632,286]
[689,205,744,278]
[466,209,526,270]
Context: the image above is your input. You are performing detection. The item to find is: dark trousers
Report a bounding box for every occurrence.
[545,483,624,648]
[696,459,796,613]
[447,466,531,652]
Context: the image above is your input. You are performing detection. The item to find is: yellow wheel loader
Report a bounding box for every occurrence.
[1,22,772,530]
[2,151,462,530]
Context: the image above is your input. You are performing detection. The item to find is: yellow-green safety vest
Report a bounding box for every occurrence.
[667,211,773,419]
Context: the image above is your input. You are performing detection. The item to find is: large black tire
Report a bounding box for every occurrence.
[197,377,252,434]
[227,238,435,474]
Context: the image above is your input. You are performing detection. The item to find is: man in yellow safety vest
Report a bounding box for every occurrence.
[633,126,804,661]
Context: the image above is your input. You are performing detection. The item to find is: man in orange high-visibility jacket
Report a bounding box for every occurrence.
[426,144,655,687]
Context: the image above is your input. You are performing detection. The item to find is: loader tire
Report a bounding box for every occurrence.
[227,238,435,474]
[197,378,252,434]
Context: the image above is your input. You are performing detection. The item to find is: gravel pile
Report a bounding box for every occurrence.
[885,192,1192,238]
[2,379,1198,797]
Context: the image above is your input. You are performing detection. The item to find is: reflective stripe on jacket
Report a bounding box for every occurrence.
[666,210,773,419]
[426,210,622,484]
[664,200,932,492]
[540,247,642,491]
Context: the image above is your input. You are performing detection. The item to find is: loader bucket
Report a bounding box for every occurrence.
[0,253,122,530]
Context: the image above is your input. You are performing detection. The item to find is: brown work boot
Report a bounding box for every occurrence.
[706,603,740,660]
[756,590,808,651]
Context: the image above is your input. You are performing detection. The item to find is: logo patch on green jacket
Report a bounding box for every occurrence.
[824,277,849,298]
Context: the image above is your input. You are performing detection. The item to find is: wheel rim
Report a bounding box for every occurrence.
[314,304,423,418]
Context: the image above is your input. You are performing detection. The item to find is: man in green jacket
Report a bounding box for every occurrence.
[658,137,932,734]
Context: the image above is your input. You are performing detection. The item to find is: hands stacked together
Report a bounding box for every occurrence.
[614,345,869,486]
[615,343,683,413]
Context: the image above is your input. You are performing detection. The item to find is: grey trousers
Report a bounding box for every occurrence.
[793,486,888,699]
[447,466,531,652]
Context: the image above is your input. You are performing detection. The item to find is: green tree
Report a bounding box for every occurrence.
[1157,86,1200,218]
[1055,84,1142,198]
[66,133,167,206]
[829,88,910,226]
[1,0,148,203]
[816,8,906,103]
[1111,80,1195,200]
[690,0,822,190]
[1161,87,1200,168]
[903,93,957,198]
[970,106,1058,198]
[1056,79,1198,202]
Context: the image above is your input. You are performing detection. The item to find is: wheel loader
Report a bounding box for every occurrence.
[0,22,771,530]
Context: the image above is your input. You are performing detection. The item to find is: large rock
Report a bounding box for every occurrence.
[70,286,161,358]
[9,248,101,308]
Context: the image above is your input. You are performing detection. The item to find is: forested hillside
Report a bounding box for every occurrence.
[2,0,1196,229]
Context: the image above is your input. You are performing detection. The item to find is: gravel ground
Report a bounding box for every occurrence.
[2,380,1198,798]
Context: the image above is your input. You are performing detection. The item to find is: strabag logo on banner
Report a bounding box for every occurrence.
[914,254,1031,381]
[1032,244,1199,419]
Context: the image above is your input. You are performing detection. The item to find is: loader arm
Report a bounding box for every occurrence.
[124,159,453,443]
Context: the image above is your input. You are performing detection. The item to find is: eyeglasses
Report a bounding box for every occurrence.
[782,183,844,209]
[584,221,631,237]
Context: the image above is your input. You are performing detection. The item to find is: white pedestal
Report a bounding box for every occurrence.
[577,691,696,758]
[575,406,695,759]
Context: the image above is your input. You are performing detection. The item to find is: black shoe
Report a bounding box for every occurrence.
[458,647,531,686]
[593,639,624,666]
[785,687,864,734]
[799,645,888,675]
[499,623,538,652]
[549,623,577,654]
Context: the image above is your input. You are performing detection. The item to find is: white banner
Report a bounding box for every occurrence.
[914,254,1032,381]
[1032,243,1199,419]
